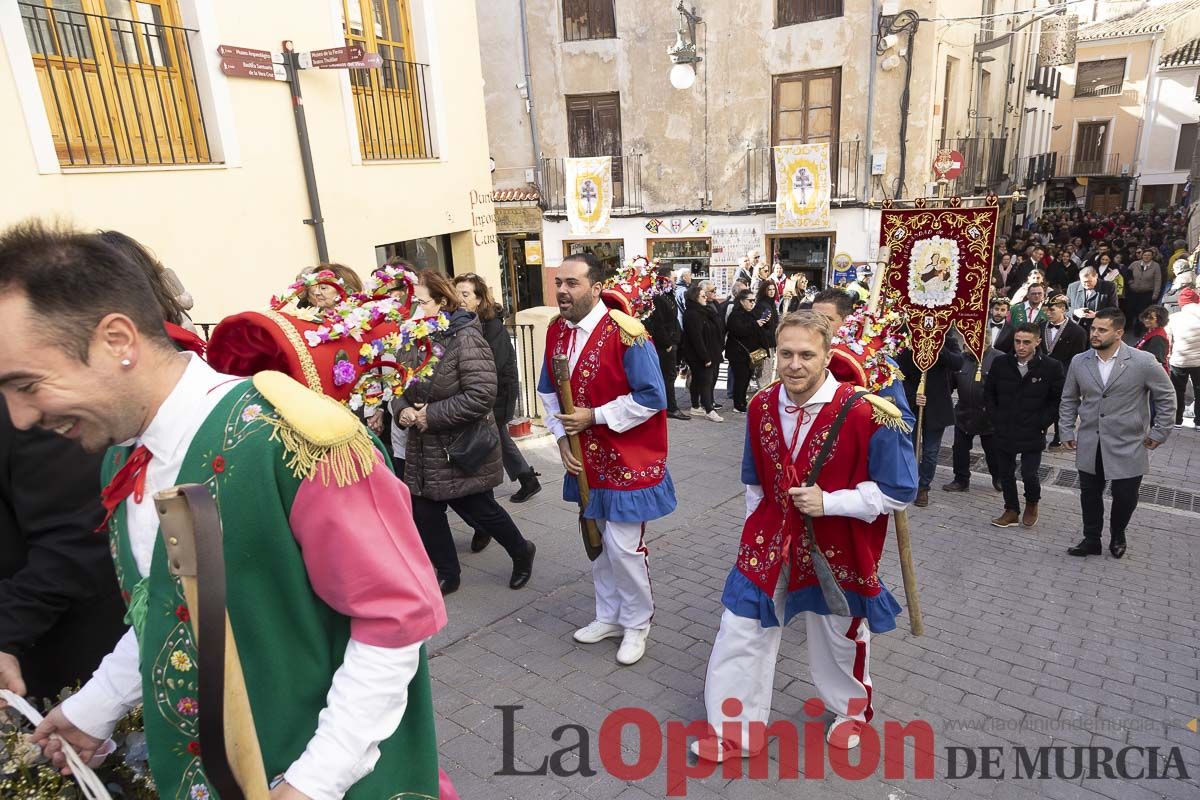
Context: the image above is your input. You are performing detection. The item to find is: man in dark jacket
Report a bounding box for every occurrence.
[0,401,126,702]
[943,345,1002,493]
[984,323,1065,528]
[899,333,964,507]
[646,266,689,420]
[1040,294,1087,449]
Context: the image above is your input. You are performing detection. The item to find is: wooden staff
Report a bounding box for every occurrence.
[551,354,604,561]
[868,263,926,636]
[156,486,270,800]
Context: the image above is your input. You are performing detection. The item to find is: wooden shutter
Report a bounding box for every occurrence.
[566,92,622,181]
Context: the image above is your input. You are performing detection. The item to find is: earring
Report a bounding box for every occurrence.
[121,359,132,367]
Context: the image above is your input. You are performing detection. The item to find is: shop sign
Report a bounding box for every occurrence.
[495,206,544,234]
[524,240,543,265]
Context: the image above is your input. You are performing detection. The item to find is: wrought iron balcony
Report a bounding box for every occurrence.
[1053,152,1122,177]
[744,140,862,207]
[539,154,643,214]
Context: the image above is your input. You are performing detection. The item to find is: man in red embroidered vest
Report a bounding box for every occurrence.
[537,253,676,667]
[692,312,917,761]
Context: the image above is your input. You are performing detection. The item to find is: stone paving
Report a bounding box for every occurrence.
[424,384,1200,800]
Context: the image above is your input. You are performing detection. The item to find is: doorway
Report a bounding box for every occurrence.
[1087,182,1124,214]
[500,234,543,315]
[765,233,833,287]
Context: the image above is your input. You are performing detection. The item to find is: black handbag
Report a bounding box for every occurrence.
[445,415,499,473]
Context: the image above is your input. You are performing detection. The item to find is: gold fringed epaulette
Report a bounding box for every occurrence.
[252,371,378,487]
[853,386,913,435]
[609,309,649,346]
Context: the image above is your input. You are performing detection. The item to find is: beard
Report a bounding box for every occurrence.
[561,295,596,324]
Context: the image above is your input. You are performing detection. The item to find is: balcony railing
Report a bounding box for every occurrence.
[1019,152,1058,187]
[19,1,211,167]
[1053,152,1122,177]
[745,140,863,207]
[936,137,1009,195]
[349,57,436,160]
[539,154,643,214]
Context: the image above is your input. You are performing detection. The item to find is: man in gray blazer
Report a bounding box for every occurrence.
[1059,308,1176,558]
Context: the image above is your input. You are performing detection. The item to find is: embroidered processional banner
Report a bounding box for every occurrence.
[878,203,999,371]
[774,143,830,229]
[565,156,613,235]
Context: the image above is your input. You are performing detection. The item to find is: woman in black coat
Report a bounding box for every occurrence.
[753,281,781,385]
[725,289,765,412]
[681,282,724,420]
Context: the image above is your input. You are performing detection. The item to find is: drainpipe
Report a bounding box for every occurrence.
[518,0,542,189]
[864,0,879,253]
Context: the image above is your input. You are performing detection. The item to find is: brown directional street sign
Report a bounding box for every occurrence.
[217,44,273,62]
[307,44,365,68]
[220,58,287,81]
[343,53,384,70]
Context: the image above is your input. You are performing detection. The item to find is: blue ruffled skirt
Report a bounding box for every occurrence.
[563,470,676,522]
[721,566,902,634]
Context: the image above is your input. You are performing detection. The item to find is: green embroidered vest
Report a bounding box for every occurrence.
[102,381,440,800]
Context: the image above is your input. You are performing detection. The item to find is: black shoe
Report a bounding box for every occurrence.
[1109,541,1126,559]
[509,470,542,503]
[1067,539,1102,557]
[470,531,492,553]
[992,478,1003,492]
[438,575,461,595]
[509,541,536,589]
[713,403,725,410]
[668,410,691,420]
[942,480,970,492]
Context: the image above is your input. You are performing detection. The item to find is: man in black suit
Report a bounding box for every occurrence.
[0,401,126,702]
[987,298,1015,354]
[985,323,1065,529]
[1040,294,1088,449]
[1066,266,1118,332]
[646,265,689,420]
[899,333,964,507]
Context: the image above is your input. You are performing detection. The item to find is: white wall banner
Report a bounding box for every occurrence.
[774,143,830,230]
[565,156,613,236]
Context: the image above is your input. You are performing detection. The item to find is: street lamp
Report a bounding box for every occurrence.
[667,2,702,90]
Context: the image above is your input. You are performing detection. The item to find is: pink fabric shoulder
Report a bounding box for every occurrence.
[289,455,447,647]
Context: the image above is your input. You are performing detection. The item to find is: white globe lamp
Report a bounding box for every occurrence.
[670,62,696,90]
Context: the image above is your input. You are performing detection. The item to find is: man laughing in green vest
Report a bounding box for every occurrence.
[0,222,456,800]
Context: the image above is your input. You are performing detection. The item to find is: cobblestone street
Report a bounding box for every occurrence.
[426,387,1200,800]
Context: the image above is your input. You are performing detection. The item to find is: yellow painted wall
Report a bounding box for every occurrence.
[0,0,498,325]
[1049,36,1154,171]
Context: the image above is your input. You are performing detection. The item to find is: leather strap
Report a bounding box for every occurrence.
[181,485,246,800]
[799,391,866,617]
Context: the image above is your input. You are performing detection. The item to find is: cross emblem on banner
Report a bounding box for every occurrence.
[580,179,598,215]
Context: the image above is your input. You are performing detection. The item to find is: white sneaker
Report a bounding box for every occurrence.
[705,410,724,423]
[616,626,649,665]
[689,735,762,763]
[826,716,861,750]
[573,620,623,644]
[689,407,705,416]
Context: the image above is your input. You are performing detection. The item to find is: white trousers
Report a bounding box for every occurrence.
[592,519,653,630]
[703,564,873,733]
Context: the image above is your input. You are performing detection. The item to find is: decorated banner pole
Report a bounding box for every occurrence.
[866,265,924,637]
[551,354,604,562]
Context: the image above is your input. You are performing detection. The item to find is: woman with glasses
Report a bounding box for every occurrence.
[394,270,537,595]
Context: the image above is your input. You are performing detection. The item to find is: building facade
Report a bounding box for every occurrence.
[480,0,1047,302]
[0,0,500,324]
[1138,34,1200,209]
[1047,0,1200,213]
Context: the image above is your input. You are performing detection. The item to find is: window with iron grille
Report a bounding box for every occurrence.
[563,0,616,41]
[1074,58,1125,98]
[19,0,212,167]
[980,0,995,41]
[566,92,624,199]
[340,0,436,160]
[777,0,843,27]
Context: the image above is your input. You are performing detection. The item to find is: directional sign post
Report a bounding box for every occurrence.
[301,44,364,69]
[219,58,286,81]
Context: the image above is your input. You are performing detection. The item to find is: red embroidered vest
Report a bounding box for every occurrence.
[737,382,890,597]
[546,313,669,492]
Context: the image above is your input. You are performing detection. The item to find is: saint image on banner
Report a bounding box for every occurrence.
[878,205,999,372]
[565,156,614,235]
[906,235,960,308]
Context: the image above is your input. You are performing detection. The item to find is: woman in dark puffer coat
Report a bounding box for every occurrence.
[395,270,536,595]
